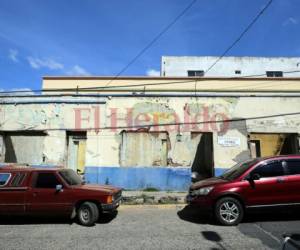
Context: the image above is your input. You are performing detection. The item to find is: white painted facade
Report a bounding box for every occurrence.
[161,56,300,77]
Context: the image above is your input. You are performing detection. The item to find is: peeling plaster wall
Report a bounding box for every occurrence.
[0,96,300,169]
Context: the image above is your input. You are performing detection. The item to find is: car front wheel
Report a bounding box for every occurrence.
[215,197,244,226]
[77,202,99,226]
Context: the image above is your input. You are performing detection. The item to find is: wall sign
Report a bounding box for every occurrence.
[218,136,241,147]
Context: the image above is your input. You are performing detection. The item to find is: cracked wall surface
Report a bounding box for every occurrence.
[0,96,299,168]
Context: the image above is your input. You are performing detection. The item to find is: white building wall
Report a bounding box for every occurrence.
[161,56,300,77]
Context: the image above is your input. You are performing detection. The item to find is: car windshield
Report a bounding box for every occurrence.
[219,159,259,181]
[59,169,83,185]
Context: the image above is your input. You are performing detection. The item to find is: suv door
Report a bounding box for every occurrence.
[26,172,73,215]
[243,160,288,207]
[283,159,300,203]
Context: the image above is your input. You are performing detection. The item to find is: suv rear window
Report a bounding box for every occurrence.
[286,160,300,175]
[0,173,11,186]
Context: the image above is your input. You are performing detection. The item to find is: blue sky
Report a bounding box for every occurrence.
[0,0,299,91]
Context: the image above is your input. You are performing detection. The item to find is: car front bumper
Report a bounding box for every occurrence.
[101,196,122,212]
[186,194,213,211]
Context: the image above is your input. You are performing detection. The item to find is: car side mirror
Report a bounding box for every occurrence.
[252,173,261,180]
[245,173,260,182]
[56,184,63,192]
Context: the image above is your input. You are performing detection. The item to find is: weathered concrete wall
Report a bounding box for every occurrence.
[1,95,300,190]
[0,96,300,168]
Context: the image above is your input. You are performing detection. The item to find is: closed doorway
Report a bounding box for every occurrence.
[67,131,87,174]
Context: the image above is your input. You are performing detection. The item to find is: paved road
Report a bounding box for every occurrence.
[0,205,300,250]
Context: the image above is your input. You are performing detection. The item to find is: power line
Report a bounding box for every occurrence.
[15,111,300,131]
[205,0,274,74]
[104,0,198,87]
[1,69,300,95]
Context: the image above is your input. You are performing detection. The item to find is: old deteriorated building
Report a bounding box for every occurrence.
[0,76,300,190]
[161,56,300,77]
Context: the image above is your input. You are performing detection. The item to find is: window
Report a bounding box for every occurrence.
[251,161,284,178]
[286,160,300,175]
[235,70,241,75]
[266,71,283,77]
[187,70,204,77]
[10,173,26,187]
[35,173,61,188]
[0,173,11,186]
[220,159,259,181]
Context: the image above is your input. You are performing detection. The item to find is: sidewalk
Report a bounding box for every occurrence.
[122,191,187,205]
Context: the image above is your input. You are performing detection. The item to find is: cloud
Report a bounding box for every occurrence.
[282,17,298,26]
[27,57,64,70]
[66,65,90,76]
[146,69,160,76]
[8,49,19,62]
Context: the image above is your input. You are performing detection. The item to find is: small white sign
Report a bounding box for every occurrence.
[218,136,241,147]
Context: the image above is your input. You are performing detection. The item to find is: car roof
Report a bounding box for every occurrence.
[258,154,300,162]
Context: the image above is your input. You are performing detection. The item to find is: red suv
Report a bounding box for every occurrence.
[187,155,300,226]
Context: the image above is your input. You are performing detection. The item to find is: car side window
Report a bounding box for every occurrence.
[251,161,284,178]
[0,173,11,186]
[35,173,61,188]
[10,173,27,187]
[286,160,300,175]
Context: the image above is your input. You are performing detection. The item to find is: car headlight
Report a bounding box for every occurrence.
[191,186,214,196]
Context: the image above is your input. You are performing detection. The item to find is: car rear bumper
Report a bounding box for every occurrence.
[101,196,122,212]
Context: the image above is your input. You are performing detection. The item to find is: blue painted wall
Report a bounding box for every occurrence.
[85,166,191,191]
[0,163,228,191]
[84,166,228,191]
[214,168,227,177]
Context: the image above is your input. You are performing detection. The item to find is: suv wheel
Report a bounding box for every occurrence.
[77,202,99,226]
[215,197,244,226]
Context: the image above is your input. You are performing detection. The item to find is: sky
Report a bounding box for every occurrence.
[0,0,300,91]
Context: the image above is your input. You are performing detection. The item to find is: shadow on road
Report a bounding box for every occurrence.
[178,205,300,226]
[243,210,300,223]
[0,211,118,226]
[177,205,215,225]
[201,231,227,250]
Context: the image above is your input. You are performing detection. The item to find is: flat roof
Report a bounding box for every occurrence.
[43,76,300,81]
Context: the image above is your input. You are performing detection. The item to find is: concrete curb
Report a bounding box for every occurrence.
[122,191,187,205]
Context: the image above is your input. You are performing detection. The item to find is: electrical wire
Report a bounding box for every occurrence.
[205,0,274,74]
[104,0,198,87]
[1,69,300,95]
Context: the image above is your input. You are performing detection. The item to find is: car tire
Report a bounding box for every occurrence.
[77,202,99,226]
[215,197,244,226]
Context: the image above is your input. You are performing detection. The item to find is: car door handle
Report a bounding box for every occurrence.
[277,178,285,183]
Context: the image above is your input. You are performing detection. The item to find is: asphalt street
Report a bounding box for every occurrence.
[0,205,300,250]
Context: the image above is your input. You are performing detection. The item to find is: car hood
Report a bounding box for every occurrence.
[190,177,228,190]
[74,184,121,194]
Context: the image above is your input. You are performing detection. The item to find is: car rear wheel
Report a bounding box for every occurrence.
[215,197,244,226]
[77,202,99,226]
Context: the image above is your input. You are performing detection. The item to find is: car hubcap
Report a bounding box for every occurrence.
[220,202,239,223]
[80,208,90,222]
